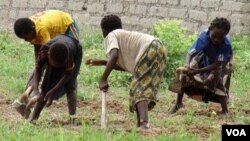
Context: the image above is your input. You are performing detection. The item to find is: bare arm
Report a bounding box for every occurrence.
[34,45,41,61]
[33,66,43,96]
[86,58,125,71]
[98,49,120,92]
[44,70,73,103]
[101,49,119,81]
[197,62,220,73]
[189,61,221,75]
[49,71,72,93]
[86,59,107,66]
[44,59,74,106]
[33,46,47,96]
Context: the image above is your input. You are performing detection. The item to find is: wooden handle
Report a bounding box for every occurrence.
[101,91,106,129]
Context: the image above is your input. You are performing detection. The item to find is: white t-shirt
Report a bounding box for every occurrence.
[104,29,155,74]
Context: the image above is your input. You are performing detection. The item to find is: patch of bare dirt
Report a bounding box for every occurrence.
[136,126,162,137]
[106,100,125,113]
[187,125,210,138]
[0,102,24,124]
[0,98,126,132]
[0,89,246,141]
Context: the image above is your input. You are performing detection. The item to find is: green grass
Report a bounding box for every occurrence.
[0,28,250,141]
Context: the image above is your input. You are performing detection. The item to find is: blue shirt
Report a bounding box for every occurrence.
[188,31,232,67]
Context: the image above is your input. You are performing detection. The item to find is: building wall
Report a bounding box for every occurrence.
[1,0,249,34]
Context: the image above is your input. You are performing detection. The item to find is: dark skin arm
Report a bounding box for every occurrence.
[44,69,73,107]
[34,45,42,60]
[33,47,49,96]
[188,61,221,75]
[85,59,106,66]
[99,49,119,92]
[85,59,125,71]
[44,54,75,106]
[33,66,43,96]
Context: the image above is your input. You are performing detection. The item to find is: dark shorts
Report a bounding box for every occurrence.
[41,44,83,100]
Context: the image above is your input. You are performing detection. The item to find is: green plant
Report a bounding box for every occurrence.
[1,26,250,141]
[82,32,103,50]
[151,20,197,84]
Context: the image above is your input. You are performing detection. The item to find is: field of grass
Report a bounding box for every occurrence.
[0,26,250,141]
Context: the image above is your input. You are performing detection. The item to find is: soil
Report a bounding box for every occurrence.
[0,91,243,139]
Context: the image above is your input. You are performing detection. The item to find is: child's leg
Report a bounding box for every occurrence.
[66,42,82,117]
[66,89,77,125]
[66,90,77,116]
[219,96,228,115]
[169,92,184,114]
[135,108,140,127]
[28,95,46,122]
[136,100,149,129]
[24,94,40,119]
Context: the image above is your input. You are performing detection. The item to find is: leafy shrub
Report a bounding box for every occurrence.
[231,35,250,72]
[151,20,197,83]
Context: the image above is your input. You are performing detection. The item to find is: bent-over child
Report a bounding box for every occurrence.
[28,35,82,122]
[13,10,81,118]
[86,15,167,129]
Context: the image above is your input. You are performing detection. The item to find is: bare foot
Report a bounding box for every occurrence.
[28,119,37,125]
[169,104,183,114]
[69,115,81,126]
[217,111,228,119]
[28,116,37,123]
[137,121,150,130]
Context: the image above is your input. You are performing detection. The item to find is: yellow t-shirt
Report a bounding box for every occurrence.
[104,29,155,74]
[29,10,74,45]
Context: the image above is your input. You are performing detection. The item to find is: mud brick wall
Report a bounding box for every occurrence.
[0,0,249,34]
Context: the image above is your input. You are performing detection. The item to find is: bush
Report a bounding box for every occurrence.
[231,35,250,72]
[151,20,197,84]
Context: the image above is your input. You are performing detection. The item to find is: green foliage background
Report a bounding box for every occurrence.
[0,21,250,141]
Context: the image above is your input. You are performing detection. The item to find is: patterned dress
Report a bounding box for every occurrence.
[130,40,166,112]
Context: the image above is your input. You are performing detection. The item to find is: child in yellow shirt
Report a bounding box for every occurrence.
[13,10,81,118]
